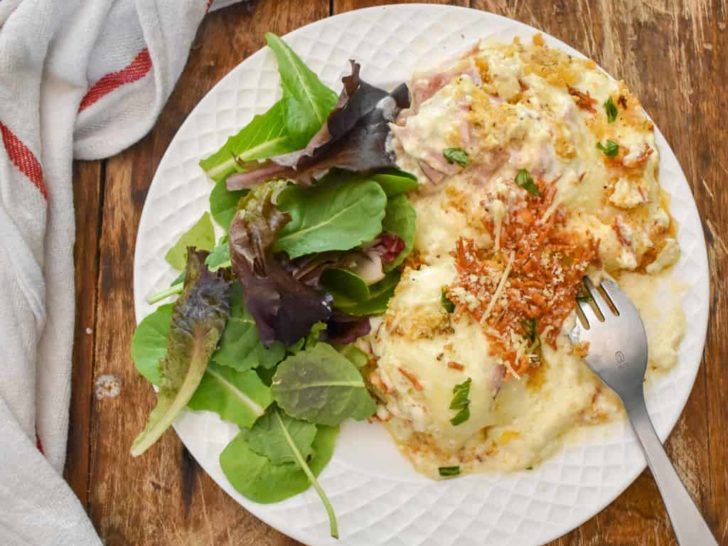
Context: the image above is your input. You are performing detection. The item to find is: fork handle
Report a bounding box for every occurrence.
[623,390,718,546]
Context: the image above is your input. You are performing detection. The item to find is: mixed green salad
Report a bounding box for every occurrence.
[130,33,416,538]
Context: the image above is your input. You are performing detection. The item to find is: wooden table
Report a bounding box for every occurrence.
[65,1,728,544]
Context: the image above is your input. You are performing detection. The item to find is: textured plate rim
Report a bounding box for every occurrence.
[133,4,710,545]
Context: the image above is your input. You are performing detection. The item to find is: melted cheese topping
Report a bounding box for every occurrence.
[369,36,685,478]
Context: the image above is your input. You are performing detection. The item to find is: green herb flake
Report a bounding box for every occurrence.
[441,288,455,313]
[443,147,469,167]
[604,96,618,123]
[522,318,541,353]
[438,466,461,477]
[596,139,620,157]
[449,377,472,426]
[514,169,541,196]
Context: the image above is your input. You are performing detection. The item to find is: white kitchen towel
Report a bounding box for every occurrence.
[0,0,238,543]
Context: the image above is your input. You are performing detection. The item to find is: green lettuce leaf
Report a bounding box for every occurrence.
[219,419,339,533]
[264,33,338,148]
[371,169,419,196]
[210,178,247,230]
[212,283,285,371]
[327,270,400,316]
[246,406,317,464]
[165,213,216,271]
[131,251,231,456]
[187,362,272,428]
[199,100,296,184]
[131,303,174,385]
[272,342,376,426]
[273,179,387,259]
[382,194,416,270]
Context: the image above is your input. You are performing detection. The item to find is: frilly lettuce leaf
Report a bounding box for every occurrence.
[131,250,231,456]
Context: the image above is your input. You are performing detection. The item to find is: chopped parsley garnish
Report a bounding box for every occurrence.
[441,288,455,313]
[576,289,592,303]
[443,147,469,167]
[596,139,620,157]
[514,169,541,196]
[604,96,618,123]
[522,318,541,353]
[449,377,472,426]
[438,465,461,477]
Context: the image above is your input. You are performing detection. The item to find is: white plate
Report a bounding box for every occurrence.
[133,5,709,545]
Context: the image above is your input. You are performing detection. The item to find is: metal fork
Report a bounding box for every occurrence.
[569,277,717,546]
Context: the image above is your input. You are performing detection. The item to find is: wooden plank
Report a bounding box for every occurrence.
[65,160,103,508]
[335,0,468,11]
[87,2,327,545]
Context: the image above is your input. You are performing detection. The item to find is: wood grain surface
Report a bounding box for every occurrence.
[66,1,728,544]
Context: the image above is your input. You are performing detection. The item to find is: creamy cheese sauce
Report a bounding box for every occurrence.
[368,36,685,478]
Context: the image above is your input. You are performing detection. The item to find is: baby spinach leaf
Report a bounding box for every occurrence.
[131,304,174,385]
[131,251,231,456]
[165,213,216,271]
[328,270,400,316]
[381,194,415,270]
[210,178,247,230]
[247,406,317,465]
[199,100,296,184]
[187,362,272,428]
[264,33,338,148]
[371,169,418,196]
[321,268,370,301]
[273,179,387,259]
[220,421,339,535]
[272,342,376,426]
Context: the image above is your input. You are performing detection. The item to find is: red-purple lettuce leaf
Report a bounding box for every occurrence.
[228,182,333,346]
[227,62,410,190]
[131,250,231,456]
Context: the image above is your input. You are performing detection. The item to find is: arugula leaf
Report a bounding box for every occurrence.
[597,139,620,157]
[321,268,370,300]
[131,251,231,456]
[265,33,338,148]
[188,362,272,428]
[438,466,461,477]
[220,420,339,536]
[247,406,317,464]
[443,147,469,167]
[199,100,296,184]
[381,194,416,270]
[272,342,376,426]
[165,213,216,271]
[514,169,541,197]
[131,303,174,385]
[449,377,472,426]
[371,169,419,196]
[210,178,247,230]
[273,179,387,259]
[328,270,400,316]
[604,96,618,123]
